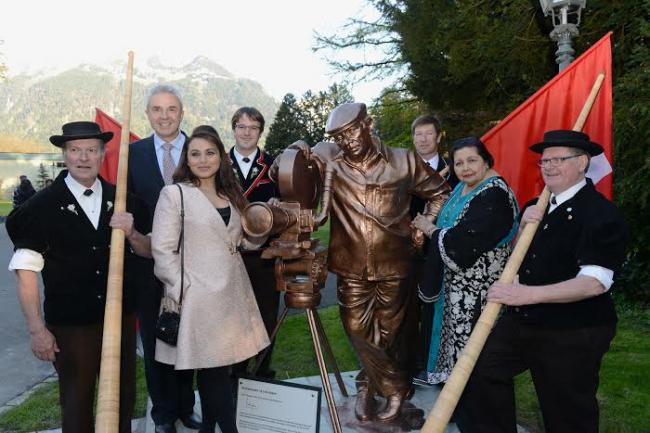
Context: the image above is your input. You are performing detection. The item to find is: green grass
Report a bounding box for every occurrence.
[0,201,12,217]
[311,219,330,246]
[1,305,647,433]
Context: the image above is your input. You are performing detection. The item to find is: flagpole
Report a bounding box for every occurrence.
[421,71,606,433]
[95,51,135,433]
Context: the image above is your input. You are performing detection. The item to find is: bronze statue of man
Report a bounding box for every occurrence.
[271,103,450,422]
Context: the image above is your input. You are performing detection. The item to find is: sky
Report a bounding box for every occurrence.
[0,0,396,103]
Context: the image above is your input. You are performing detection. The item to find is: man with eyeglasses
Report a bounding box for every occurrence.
[409,114,458,387]
[228,106,280,380]
[457,130,629,433]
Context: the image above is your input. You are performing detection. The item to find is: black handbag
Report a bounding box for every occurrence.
[155,184,185,346]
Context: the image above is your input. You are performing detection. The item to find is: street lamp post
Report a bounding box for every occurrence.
[539,0,587,72]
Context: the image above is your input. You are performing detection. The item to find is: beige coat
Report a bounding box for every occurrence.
[152,183,269,370]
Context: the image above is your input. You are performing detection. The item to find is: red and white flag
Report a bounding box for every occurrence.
[481,32,614,205]
[95,108,140,184]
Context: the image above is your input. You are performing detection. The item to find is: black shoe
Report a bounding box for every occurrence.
[412,370,432,387]
[155,423,177,433]
[180,413,202,430]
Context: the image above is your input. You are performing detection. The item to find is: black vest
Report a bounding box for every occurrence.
[229,148,278,202]
[516,181,628,327]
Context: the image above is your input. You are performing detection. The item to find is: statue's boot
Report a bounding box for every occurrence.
[376,393,403,423]
[354,388,374,422]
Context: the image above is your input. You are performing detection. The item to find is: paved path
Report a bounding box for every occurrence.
[0,224,55,409]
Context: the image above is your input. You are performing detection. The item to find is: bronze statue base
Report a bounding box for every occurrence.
[338,396,426,432]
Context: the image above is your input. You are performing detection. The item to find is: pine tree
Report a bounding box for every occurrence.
[264,94,305,157]
[36,163,51,189]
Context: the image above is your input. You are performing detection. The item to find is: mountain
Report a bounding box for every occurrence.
[0,56,279,152]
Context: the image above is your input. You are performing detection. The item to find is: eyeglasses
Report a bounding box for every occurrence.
[235,124,261,133]
[537,154,581,167]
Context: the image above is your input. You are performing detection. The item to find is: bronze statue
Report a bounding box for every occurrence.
[270,102,450,423]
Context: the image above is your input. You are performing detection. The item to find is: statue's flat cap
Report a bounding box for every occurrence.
[325,103,367,135]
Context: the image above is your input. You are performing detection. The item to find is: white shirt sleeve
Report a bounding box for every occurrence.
[578,265,614,292]
[8,248,45,272]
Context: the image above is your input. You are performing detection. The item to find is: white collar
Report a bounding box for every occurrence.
[64,173,102,200]
[153,132,185,149]
[550,178,587,209]
[425,153,440,168]
[233,147,259,164]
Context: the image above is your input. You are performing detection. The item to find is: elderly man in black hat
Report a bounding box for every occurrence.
[6,121,152,433]
[272,103,450,423]
[456,130,628,433]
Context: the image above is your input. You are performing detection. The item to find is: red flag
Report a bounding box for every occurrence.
[95,108,140,184]
[481,32,613,206]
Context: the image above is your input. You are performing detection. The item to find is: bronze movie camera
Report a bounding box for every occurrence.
[241,148,333,309]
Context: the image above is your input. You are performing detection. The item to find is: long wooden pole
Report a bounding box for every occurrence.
[95,51,135,433]
[421,71,606,433]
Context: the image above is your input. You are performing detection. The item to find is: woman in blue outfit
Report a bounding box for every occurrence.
[413,136,518,385]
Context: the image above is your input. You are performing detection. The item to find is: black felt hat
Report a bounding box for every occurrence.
[49,121,113,148]
[530,129,603,156]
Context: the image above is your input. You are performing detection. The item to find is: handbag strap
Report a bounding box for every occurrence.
[173,184,185,306]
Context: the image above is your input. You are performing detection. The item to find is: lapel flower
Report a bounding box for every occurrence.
[251,166,259,177]
[106,201,113,212]
[61,204,78,215]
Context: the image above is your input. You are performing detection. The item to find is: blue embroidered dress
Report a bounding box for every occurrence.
[418,176,518,384]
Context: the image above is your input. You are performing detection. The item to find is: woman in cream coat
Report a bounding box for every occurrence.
[152,126,269,433]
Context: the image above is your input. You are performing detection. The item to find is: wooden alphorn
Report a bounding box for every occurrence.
[422,71,606,433]
[95,51,135,433]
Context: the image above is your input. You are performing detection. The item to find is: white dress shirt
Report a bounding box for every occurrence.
[233,148,258,178]
[153,132,184,175]
[548,178,614,291]
[425,153,440,170]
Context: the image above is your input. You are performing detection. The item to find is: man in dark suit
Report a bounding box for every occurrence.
[228,106,280,379]
[409,114,457,385]
[127,85,199,433]
[6,121,151,433]
[457,130,629,433]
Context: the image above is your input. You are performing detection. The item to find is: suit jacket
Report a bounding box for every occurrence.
[517,180,629,327]
[410,155,458,219]
[152,183,269,369]
[5,171,150,325]
[228,147,278,203]
[128,135,166,226]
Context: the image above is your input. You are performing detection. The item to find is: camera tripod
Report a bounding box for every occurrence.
[250,241,348,433]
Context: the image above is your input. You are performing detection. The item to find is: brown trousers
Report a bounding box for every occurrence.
[48,313,137,433]
[337,277,413,398]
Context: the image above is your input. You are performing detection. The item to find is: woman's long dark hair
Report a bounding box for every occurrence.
[173,126,248,213]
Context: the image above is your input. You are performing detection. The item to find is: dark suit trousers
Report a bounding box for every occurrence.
[411,254,433,373]
[233,252,280,377]
[456,313,616,433]
[48,313,136,433]
[197,366,238,433]
[137,274,195,425]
